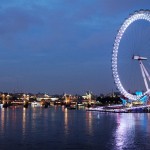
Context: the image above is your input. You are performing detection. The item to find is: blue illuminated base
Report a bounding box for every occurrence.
[87,91,150,113]
[120,91,149,106]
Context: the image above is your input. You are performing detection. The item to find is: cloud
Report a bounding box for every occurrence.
[0,0,149,93]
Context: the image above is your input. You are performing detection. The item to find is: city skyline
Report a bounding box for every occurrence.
[0,0,149,94]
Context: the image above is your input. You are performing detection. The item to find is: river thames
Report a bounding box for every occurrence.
[0,106,150,150]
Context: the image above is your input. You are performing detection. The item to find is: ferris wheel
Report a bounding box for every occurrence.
[112,10,150,101]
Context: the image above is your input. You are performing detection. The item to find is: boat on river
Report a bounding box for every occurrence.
[31,101,41,107]
[0,104,3,108]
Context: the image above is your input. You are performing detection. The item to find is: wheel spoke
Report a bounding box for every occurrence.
[112,10,150,101]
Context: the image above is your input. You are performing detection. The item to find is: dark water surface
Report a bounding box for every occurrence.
[0,106,150,150]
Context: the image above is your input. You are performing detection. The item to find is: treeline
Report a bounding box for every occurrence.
[96,96,122,105]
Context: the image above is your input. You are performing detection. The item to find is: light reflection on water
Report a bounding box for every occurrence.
[113,113,150,150]
[64,108,69,135]
[22,108,27,137]
[0,107,150,150]
[0,108,5,135]
[86,111,93,136]
[114,113,136,149]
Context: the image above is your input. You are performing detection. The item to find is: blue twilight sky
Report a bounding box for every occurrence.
[0,0,149,95]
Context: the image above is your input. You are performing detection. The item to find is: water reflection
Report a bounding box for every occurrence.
[113,113,150,150]
[22,108,27,137]
[64,108,68,135]
[0,108,5,135]
[10,108,17,132]
[114,114,135,149]
[1,107,150,150]
[86,111,93,136]
[31,108,37,130]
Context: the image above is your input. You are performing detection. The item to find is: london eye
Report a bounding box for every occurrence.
[112,10,150,104]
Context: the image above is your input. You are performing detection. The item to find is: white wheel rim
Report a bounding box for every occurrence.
[112,10,150,101]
